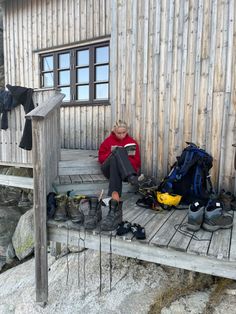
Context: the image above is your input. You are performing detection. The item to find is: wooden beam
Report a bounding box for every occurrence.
[0,174,33,189]
[48,226,236,280]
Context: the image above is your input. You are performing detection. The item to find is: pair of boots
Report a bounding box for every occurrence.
[187,199,233,232]
[54,194,84,223]
[85,192,123,231]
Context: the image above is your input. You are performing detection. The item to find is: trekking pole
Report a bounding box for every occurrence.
[109,232,112,292]
[98,189,104,295]
[66,222,70,285]
[77,229,80,288]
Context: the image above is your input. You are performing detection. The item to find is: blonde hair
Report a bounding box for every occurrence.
[112,120,128,131]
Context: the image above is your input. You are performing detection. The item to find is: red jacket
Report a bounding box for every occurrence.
[98,132,141,173]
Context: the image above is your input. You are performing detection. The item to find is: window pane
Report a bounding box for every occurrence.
[77,50,89,66]
[95,65,109,81]
[77,68,89,83]
[95,83,108,100]
[95,46,109,63]
[59,53,70,69]
[77,85,89,101]
[60,87,70,101]
[43,56,53,71]
[59,70,70,85]
[42,72,54,87]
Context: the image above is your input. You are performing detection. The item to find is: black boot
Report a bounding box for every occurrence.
[84,197,102,230]
[101,199,123,231]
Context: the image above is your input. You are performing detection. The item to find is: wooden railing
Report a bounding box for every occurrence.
[26,92,64,304]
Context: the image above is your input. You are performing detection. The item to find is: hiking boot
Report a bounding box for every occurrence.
[84,197,102,230]
[187,201,205,231]
[101,199,123,231]
[202,199,233,232]
[54,194,68,221]
[218,189,235,211]
[67,196,84,223]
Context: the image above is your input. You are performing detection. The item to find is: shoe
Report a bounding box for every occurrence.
[127,175,139,187]
[187,201,205,231]
[130,223,146,239]
[84,197,102,230]
[67,196,84,223]
[138,174,157,189]
[202,199,233,232]
[47,192,57,219]
[218,189,235,211]
[116,221,131,236]
[54,194,68,221]
[101,198,123,231]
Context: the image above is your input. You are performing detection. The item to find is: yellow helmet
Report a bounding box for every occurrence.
[156,192,182,207]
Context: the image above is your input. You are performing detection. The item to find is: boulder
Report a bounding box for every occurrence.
[12,208,34,260]
[0,206,21,270]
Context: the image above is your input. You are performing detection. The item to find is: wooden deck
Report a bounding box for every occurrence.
[48,193,236,280]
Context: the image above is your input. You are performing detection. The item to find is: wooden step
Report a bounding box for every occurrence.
[53,174,136,195]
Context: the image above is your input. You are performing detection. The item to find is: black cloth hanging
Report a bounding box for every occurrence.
[6,84,35,150]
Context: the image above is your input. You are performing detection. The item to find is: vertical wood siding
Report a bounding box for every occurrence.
[3,0,111,153]
[110,0,236,193]
[2,0,236,193]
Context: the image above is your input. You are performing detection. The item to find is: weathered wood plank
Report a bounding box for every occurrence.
[208,228,232,260]
[150,210,187,247]
[0,174,33,189]
[187,228,211,256]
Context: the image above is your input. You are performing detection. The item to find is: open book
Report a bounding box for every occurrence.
[111,143,136,156]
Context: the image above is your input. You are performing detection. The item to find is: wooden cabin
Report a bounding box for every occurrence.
[0,0,236,305]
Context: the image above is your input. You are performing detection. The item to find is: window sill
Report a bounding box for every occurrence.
[61,101,111,107]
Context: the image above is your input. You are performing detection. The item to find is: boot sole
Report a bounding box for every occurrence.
[54,216,67,222]
[202,222,233,232]
[186,223,201,231]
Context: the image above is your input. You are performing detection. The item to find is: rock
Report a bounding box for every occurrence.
[0,206,21,270]
[6,241,16,263]
[12,208,34,260]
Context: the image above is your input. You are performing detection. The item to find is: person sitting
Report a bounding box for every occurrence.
[98,120,141,197]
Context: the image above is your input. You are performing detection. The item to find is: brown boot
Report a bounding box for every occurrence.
[54,194,68,221]
[67,196,84,223]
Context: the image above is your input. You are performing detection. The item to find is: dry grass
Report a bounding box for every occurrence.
[148,271,215,314]
[149,270,235,314]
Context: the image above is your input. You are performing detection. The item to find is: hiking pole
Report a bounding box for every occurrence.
[66,222,70,285]
[98,189,104,295]
[109,232,112,292]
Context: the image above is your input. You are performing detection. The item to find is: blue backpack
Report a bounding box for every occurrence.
[158,143,214,204]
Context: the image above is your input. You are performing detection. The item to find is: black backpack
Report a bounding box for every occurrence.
[158,142,214,204]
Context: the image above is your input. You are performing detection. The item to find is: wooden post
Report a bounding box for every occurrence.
[32,119,48,305]
[26,93,64,305]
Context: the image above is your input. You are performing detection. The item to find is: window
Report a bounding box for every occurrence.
[40,42,109,105]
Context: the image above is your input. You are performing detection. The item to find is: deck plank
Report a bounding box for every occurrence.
[150,210,187,247]
[187,229,212,256]
[143,210,174,243]
[168,215,193,252]
[208,228,232,260]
